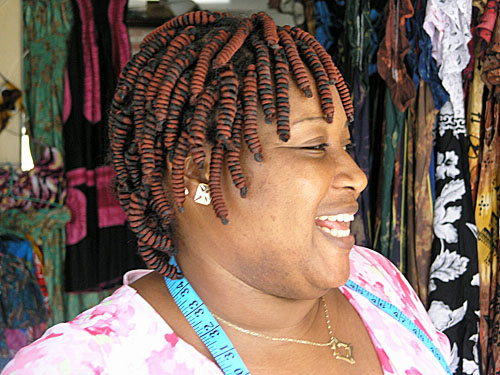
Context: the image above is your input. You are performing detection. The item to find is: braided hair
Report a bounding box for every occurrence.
[108,10,354,279]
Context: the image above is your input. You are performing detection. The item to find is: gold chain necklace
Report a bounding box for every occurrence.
[211,296,356,364]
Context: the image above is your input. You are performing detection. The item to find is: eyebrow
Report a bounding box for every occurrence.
[291,116,349,128]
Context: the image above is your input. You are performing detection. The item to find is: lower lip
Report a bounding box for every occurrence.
[316,226,355,250]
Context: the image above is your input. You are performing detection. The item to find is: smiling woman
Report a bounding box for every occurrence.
[2,10,452,375]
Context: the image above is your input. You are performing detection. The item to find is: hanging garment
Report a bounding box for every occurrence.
[315,1,346,64]
[0,147,65,213]
[406,82,438,307]
[22,0,73,159]
[368,8,383,77]
[350,76,372,247]
[374,89,406,267]
[428,101,481,375]
[475,99,500,373]
[343,0,372,90]
[477,0,498,56]
[473,0,488,16]
[0,235,36,276]
[313,0,334,53]
[389,115,408,271]
[407,0,449,110]
[463,1,486,85]
[467,49,485,206]
[63,0,143,293]
[486,131,500,373]
[0,208,114,326]
[377,0,416,113]
[463,0,488,206]
[25,235,49,313]
[423,0,472,118]
[0,251,48,369]
[482,8,500,98]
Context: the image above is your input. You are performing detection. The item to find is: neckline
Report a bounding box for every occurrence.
[121,280,389,374]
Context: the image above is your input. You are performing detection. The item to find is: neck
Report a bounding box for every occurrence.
[175,246,329,338]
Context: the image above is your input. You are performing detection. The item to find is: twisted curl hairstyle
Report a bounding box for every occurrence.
[108,10,354,279]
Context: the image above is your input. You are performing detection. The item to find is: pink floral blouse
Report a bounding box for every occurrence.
[2,246,451,374]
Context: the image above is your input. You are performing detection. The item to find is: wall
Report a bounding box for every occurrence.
[0,0,22,164]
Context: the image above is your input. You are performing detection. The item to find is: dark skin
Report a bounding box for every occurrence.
[131,76,383,374]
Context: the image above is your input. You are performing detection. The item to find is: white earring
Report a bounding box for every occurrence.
[184,187,189,196]
[193,183,211,205]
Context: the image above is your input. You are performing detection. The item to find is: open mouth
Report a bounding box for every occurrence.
[314,214,354,238]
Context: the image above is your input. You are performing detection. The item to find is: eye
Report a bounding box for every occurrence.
[302,143,329,151]
[343,142,355,153]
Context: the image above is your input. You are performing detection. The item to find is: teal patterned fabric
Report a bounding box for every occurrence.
[0,208,112,327]
[23,0,73,159]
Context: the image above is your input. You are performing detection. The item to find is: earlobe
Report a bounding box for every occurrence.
[193,183,211,205]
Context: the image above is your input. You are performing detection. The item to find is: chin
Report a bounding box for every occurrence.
[300,257,351,297]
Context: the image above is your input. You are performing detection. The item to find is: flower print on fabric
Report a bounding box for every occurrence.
[428,106,480,375]
[428,300,468,331]
[436,151,461,180]
[429,248,470,293]
[433,179,466,243]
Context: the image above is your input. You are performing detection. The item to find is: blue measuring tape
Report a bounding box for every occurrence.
[164,257,250,375]
[164,257,451,375]
[345,280,452,375]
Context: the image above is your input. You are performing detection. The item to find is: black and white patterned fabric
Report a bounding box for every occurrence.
[428,102,481,375]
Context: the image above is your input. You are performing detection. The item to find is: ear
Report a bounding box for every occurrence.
[185,153,210,185]
[164,145,212,207]
[168,145,211,196]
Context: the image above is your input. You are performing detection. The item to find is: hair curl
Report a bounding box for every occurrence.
[108,10,354,278]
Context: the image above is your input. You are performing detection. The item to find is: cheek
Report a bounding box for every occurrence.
[230,164,327,227]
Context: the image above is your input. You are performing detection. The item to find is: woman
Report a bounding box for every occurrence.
[2,10,451,375]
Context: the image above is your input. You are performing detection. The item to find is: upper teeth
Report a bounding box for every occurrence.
[317,214,354,222]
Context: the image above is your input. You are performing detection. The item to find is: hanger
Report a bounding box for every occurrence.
[0,163,64,209]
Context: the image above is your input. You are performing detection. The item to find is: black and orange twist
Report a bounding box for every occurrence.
[191,28,231,102]
[162,76,190,152]
[108,10,354,278]
[242,64,262,161]
[296,40,334,123]
[216,66,239,149]
[227,103,247,197]
[250,34,275,123]
[190,82,220,168]
[208,145,229,224]
[213,19,253,68]
[171,130,191,210]
[255,12,279,48]
[277,27,311,97]
[272,46,291,141]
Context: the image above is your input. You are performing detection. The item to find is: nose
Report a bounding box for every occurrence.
[331,152,368,198]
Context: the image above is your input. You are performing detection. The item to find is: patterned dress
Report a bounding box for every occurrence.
[1,246,451,374]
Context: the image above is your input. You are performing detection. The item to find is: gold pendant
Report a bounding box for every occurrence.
[331,339,356,364]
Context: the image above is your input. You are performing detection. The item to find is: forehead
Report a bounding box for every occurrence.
[254,75,350,142]
[288,78,348,127]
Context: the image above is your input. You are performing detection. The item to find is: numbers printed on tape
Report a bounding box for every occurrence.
[165,257,251,375]
[345,280,452,375]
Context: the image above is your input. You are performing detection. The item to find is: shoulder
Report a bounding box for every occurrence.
[1,286,160,374]
[348,246,423,304]
[347,246,433,322]
[346,246,451,362]
[2,283,220,375]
